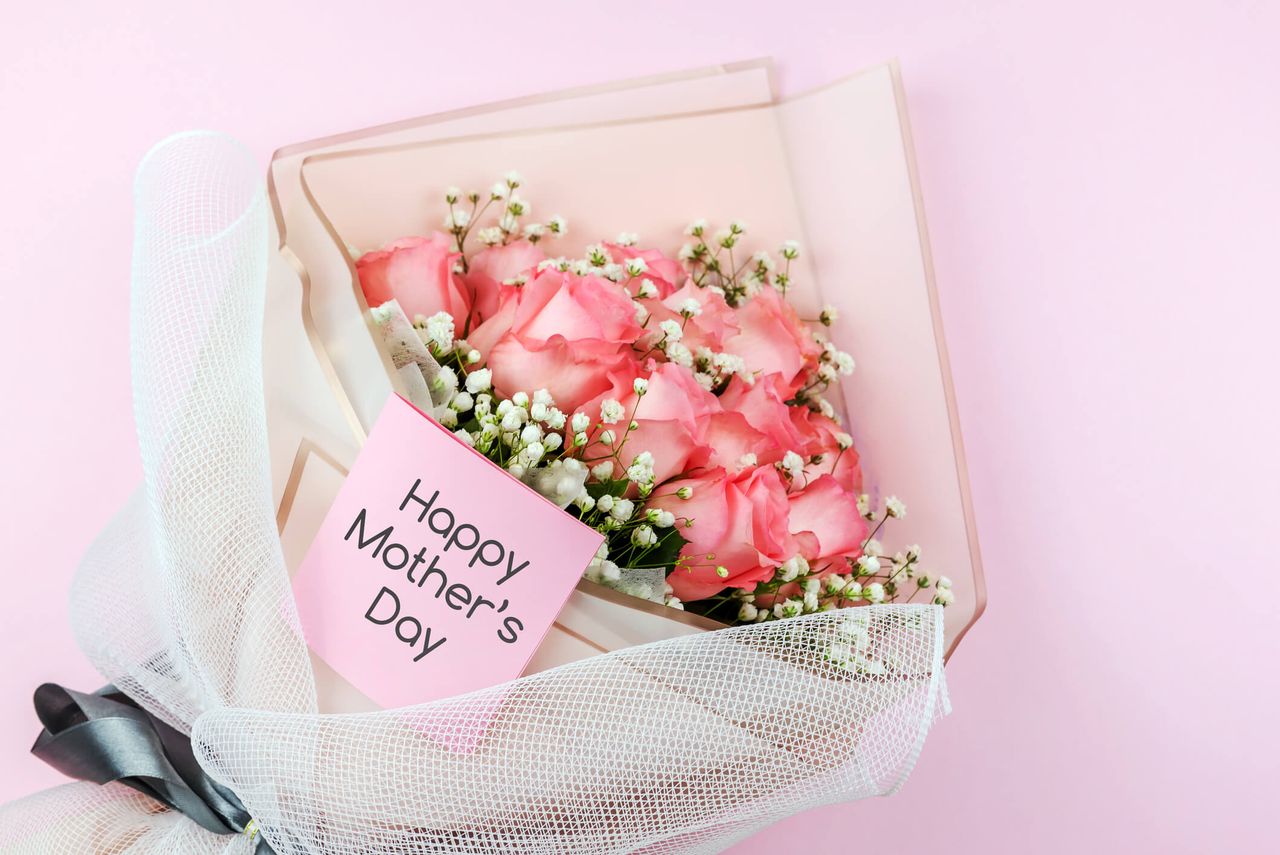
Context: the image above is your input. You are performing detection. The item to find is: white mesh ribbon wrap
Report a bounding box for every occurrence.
[0,133,949,855]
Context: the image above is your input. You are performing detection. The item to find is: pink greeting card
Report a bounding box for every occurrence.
[292,394,604,710]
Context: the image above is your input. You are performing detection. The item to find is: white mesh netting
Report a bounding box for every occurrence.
[0,132,948,855]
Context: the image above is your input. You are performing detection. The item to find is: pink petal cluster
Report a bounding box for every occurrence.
[357,233,866,601]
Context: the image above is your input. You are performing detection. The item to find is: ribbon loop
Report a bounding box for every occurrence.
[31,683,274,853]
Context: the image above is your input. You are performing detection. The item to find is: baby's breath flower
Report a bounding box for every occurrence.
[780,240,800,260]
[854,554,881,576]
[591,461,614,481]
[836,432,854,450]
[570,412,590,433]
[433,405,458,429]
[658,319,683,342]
[819,305,838,326]
[616,231,639,247]
[585,243,610,266]
[856,493,873,519]
[678,298,702,318]
[835,351,856,375]
[865,582,886,604]
[600,399,625,424]
[684,218,707,237]
[465,368,492,394]
[574,431,589,446]
[737,452,758,469]
[450,391,474,412]
[543,433,563,452]
[636,279,659,299]
[773,598,802,619]
[738,602,759,621]
[600,429,616,446]
[421,312,455,353]
[430,365,458,399]
[633,301,650,325]
[780,450,805,481]
[631,525,658,547]
[505,195,530,217]
[625,257,648,277]
[522,222,545,241]
[626,451,655,485]
[632,377,649,396]
[443,208,470,229]
[476,226,503,246]
[885,496,907,519]
[546,215,567,236]
[666,341,693,367]
[647,508,675,528]
[934,587,955,606]
[937,575,953,590]
[490,182,509,200]
[444,186,461,204]
[676,485,693,499]
[611,498,635,521]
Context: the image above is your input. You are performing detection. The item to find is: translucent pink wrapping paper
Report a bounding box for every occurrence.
[0,131,947,854]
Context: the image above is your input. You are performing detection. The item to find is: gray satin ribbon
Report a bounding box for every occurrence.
[31,683,275,854]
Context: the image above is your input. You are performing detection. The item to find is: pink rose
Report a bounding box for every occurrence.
[786,474,868,565]
[720,287,823,393]
[607,244,684,297]
[462,241,545,324]
[356,233,471,324]
[577,362,720,486]
[641,279,740,353]
[790,406,862,493]
[699,410,776,472]
[467,268,644,414]
[653,465,794,600]
[718,373,809,456]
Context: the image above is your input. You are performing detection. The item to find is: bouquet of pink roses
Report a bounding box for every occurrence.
[358,172,955,629]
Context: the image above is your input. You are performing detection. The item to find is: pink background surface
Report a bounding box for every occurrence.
[1,2,1276,852]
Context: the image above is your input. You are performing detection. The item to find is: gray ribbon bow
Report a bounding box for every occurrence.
[31,684,274,854]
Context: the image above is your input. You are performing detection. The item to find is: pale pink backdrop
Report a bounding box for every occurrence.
[1,2,1276,852]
